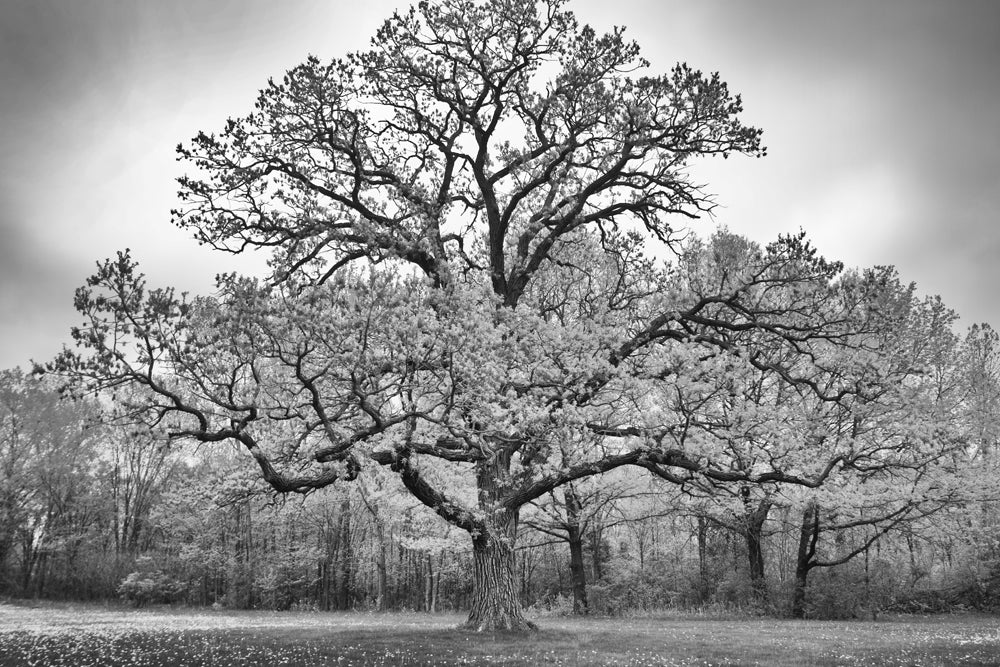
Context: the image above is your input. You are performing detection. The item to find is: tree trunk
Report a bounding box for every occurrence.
[590,524,605,581]
[864,542,877,620]
[563,485,589,614]
[359,483,389,611]
[696,516,709,602]
[567,528,589,615]
[745,523,766,603]
[741,493,771,605]
[463,454,536,632]
[424,552,434,612]
[464,514,535,631]
[18,527,40,596]
[792,503,819,618]
[0,523,12,595]
[337,498,352,609]
[432,555,441,613]
[375,531,388,612]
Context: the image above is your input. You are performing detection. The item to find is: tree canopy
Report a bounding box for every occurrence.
[172,0,762,305]
[50,0,974,631]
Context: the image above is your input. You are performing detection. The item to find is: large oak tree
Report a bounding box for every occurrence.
[55,0,894,631]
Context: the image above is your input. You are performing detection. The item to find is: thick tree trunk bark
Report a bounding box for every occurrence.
[463,453,536,632]
[464,513,536,631]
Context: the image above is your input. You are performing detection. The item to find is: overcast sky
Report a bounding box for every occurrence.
[1,0,998,370]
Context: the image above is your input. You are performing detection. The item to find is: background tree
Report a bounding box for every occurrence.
[784,291,975,617]
[102,420,178,558]
[521,464,642,614]
[0,370,99,598]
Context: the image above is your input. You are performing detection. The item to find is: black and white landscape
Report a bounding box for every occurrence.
[1,1,999,664]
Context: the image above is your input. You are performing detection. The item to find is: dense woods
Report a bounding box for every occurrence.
[3,0,999,631]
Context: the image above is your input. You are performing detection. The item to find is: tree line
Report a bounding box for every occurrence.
[3,281,998,619]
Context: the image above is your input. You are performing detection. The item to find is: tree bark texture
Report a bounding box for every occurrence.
[464,515,536,631]
[463,454,536,632]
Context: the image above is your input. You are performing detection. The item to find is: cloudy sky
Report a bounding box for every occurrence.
[1,0,998,370]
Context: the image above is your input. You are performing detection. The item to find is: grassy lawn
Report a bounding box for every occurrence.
[1,602,998,666]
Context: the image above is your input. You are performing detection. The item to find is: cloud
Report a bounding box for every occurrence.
[1,0,999,369]
[0,206,85,369]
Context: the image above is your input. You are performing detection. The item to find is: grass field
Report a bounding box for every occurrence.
[1,602,998,666]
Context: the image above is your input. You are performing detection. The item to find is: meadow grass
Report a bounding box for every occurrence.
[1,601,998,666]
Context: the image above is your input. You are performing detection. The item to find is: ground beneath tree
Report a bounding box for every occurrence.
[1,601,998,666]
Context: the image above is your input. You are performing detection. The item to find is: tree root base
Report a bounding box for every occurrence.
[460,615,539,633]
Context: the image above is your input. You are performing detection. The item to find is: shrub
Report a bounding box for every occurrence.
[588,560,679,615]
[800,559,897,619]
[526,592,576,617]
[117,567,183,606]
